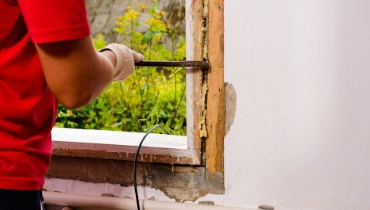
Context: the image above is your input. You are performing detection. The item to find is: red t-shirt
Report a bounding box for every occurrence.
[0,0,90,190]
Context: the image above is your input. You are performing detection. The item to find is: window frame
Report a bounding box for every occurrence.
[51,0,224,175]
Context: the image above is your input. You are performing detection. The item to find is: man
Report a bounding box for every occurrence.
[0,0,143,209]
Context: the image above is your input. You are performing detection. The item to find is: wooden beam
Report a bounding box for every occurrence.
[187,0,205,151]
[205,0,225,174]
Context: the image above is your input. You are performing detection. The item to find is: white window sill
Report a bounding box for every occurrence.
[51,128,201,165]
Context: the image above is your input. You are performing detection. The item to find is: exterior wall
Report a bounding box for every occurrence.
[45,1,370,210]
[222,0,370,209]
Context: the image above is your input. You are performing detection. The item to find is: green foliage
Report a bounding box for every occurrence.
[93,33,107,50]
[55,1,187,135]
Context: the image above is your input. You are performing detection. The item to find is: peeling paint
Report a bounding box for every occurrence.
[202,0,209,60]
[198,82,208,138]
[225,83,236,136]
[162,188,208,202]
[48,155,224,203]
[202,0,209,18]
[155,169,224,202]
[198,0,209,138]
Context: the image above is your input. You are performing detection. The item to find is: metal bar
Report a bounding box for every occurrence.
[135,60,209,69]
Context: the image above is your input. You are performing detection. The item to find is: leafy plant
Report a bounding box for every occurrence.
[55,1,187,135]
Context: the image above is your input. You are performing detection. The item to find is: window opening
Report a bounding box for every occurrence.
[55,1,189,136]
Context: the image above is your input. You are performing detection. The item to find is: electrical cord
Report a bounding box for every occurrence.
[134,125,170,210]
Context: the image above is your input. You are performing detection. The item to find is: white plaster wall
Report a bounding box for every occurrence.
[222,0,370,209]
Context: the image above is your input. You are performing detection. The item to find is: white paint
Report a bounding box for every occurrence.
[52,127,187,149]
[223,0,370,209]
[43,190,252,210]
[44,178,169,201]
[46,1,370,210]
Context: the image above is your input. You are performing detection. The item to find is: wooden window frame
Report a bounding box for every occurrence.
[186,0,225,174]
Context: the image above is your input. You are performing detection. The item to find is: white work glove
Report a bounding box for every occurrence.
[100,43,144,81]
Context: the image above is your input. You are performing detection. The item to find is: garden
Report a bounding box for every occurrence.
[55,1,187,135]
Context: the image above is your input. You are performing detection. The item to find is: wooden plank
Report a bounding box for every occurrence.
[187,0,205,151]
[205,0,225,174]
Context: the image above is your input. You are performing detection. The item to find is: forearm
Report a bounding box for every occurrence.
[75,50,116,107]
[35,36,116,109]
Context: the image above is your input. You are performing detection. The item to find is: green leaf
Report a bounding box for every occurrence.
[142,31,153,43]
[164,118,172,130]
[174,118,184,130]
[111,122,123,128]
[152,32,162,37]
[135,21,144,27]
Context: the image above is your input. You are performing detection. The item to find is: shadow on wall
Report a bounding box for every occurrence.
[86,0,185,44]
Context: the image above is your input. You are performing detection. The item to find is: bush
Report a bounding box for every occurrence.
[55,1,187,135]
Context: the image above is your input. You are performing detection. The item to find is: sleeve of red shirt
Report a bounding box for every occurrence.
[17,0,91,43]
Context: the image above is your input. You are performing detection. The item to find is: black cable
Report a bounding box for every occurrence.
[134,125,170,210]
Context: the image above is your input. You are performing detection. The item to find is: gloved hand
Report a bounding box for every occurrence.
[100,43,144,81]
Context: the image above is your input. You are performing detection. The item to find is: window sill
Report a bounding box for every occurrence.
[52,128,201,165]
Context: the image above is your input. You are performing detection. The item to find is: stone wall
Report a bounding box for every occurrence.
[86,0,185,44]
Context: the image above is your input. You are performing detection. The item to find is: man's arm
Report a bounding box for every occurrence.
[35,36,116,109]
